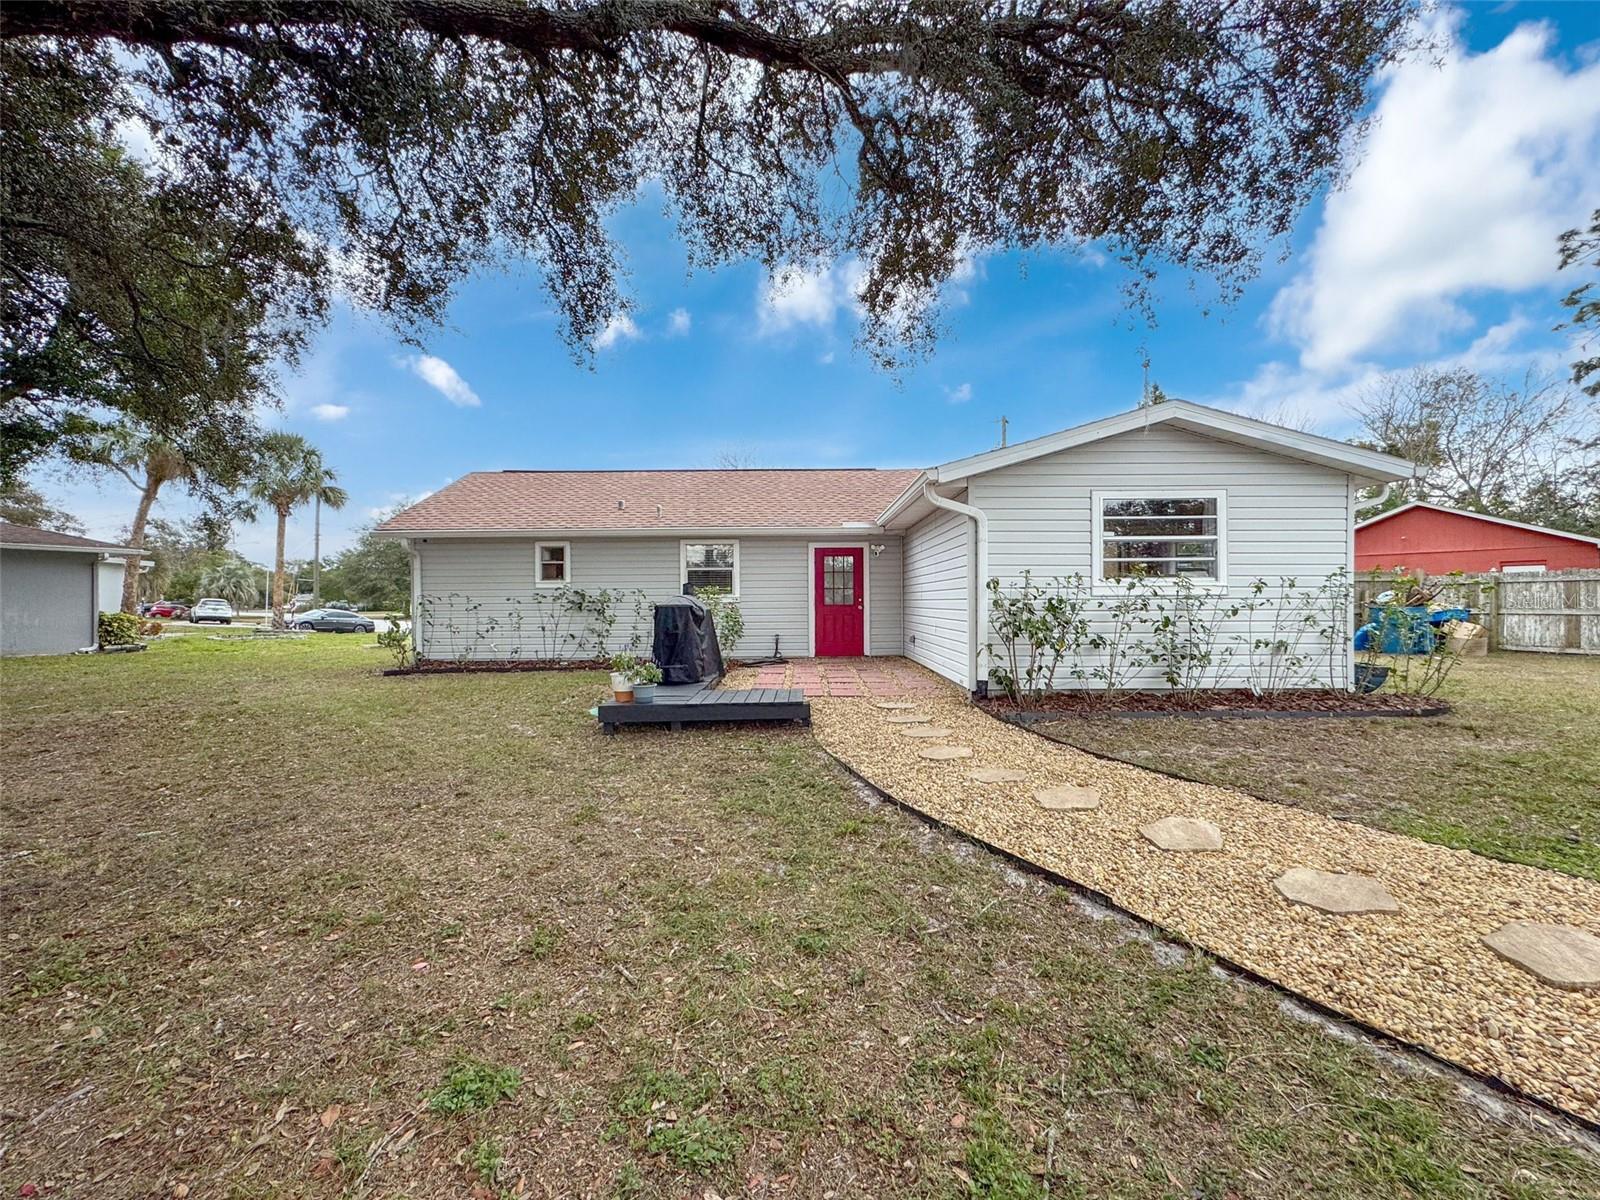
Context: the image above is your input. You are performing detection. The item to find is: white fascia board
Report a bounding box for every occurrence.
[929,400,1416,485]
[874,470,933,526]
[375,524,892,541]
[0,540,143,557]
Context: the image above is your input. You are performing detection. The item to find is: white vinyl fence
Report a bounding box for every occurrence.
[1355,569,1600,655]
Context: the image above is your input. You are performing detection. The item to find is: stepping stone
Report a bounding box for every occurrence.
[968,767,1028,784]
[884,713,933,725]
[1034,785,1101,812]
[918,745,972,761]
[1273,868,1399,915]
[1481,922,1600,991]
[900,726,953,739]
[873,701,919,710]
[1140,817,1223,852]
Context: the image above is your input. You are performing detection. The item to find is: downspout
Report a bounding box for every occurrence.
[922,482,989,695]
[1354,481,1395,515]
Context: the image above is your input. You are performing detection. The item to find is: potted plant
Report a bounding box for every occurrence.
[630,660,663,704]
[609,652,638,702]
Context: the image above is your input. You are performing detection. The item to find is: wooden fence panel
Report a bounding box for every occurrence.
[1355,569,1600,655]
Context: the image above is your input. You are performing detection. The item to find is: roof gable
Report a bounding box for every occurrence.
[1355,502,1600,547]
[376,468,924,535]
[926,400,1415,486]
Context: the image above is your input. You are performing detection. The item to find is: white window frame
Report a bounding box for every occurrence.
[680,539,740,598]
[1090,489,1227,592]
[534,540,571,587]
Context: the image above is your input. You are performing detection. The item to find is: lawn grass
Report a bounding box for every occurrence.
[1028,652,1600,882]
[3,637,1598,1198]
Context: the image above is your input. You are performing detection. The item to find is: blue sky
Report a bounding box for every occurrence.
[43,1,1600,563]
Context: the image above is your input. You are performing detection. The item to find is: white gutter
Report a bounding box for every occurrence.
[1354,481,1395,515]
[921,482,988,695]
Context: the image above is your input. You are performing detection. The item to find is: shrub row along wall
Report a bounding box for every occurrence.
[982,570,1355,700]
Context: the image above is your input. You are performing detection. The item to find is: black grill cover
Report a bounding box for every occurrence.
[652,596,724,685]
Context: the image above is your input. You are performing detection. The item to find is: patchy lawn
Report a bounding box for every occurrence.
[2,637,1597,1199]
[1028,653,1600,882]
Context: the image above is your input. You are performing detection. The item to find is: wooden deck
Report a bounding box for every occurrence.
[597,681,810,733]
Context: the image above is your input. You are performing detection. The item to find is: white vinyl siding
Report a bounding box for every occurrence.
[413,534,901,662]
[902,507,972,687]
[968,425,1354,689]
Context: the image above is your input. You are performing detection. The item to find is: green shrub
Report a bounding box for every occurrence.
[375,617,412,668]
[696,586,744,656]
[97,611,142,647]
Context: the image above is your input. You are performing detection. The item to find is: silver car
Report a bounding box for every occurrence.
[292,608,376,633]
[190,598,235,624]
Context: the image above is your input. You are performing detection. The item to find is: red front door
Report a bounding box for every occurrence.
[814,546,865,656]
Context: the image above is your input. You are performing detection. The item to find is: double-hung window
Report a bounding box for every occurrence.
[1092,492,1225,586]
[682,541,739,595]
[535,541,570,586]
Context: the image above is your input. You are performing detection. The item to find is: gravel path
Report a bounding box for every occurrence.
[808,689,1600,1122]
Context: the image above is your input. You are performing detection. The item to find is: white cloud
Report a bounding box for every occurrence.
[666,307,692,336]
[945,382,973,404]
[1268,12,1600,372]
[757,260,865,335]
[310,403,349,421]
[819,351,836,365]
[402,354,481,407]
[593,312,641,351]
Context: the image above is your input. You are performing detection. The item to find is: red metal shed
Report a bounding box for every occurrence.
[1356,502,1600,574]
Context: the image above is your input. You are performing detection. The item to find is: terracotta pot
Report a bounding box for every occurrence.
[613,685,635,703]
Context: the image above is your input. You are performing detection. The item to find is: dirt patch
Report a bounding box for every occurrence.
[982,688,1448,718]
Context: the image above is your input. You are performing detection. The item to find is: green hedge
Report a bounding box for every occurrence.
[98,611,142,647]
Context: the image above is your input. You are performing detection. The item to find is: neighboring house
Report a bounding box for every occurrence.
[1356,502,1600,575]
[0,522,142,656]
[376,401,1414,691]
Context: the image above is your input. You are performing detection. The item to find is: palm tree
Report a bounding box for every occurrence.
[69,424,195,613]
[248,433,347,627]
[199,556,259,608]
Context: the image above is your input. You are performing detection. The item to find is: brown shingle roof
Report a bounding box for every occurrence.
[0,521,139,553]
[376,469,925,533]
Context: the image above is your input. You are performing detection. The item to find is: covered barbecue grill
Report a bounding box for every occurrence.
[652,595,724,685]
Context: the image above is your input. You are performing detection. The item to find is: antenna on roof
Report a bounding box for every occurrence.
[995,415,1008,448]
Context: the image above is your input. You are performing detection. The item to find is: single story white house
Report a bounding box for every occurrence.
[376,401,1414,692]
[0,521,142,656]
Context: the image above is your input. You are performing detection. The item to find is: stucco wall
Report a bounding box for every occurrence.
[1,549,97,656]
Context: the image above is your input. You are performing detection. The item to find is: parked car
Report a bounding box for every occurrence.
[286,594,316,614]
[292,608,376,633]
[190,598,235,625]
[325,601,357,612]
[147,600,189,619]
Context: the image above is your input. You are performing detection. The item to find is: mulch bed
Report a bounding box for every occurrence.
[385,658,609,676]
[981,689,1449,720]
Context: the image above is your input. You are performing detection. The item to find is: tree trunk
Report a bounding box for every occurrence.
[120,474,159,613]
[272,508,288,629]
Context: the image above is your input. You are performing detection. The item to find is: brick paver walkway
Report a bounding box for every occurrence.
[734,656,950,699]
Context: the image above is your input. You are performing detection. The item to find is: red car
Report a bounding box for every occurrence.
[146,600,189,619]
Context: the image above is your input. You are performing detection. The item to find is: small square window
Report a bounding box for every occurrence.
[535,542,570,586]
[682,541,738,595]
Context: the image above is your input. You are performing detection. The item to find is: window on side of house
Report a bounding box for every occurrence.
[1094,493,1224,585]
[535,541,570,586]
[682,541,738,595]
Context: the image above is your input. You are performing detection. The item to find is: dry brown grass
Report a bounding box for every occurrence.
[1028,653,1600,881]
[2,637,1598,1199]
